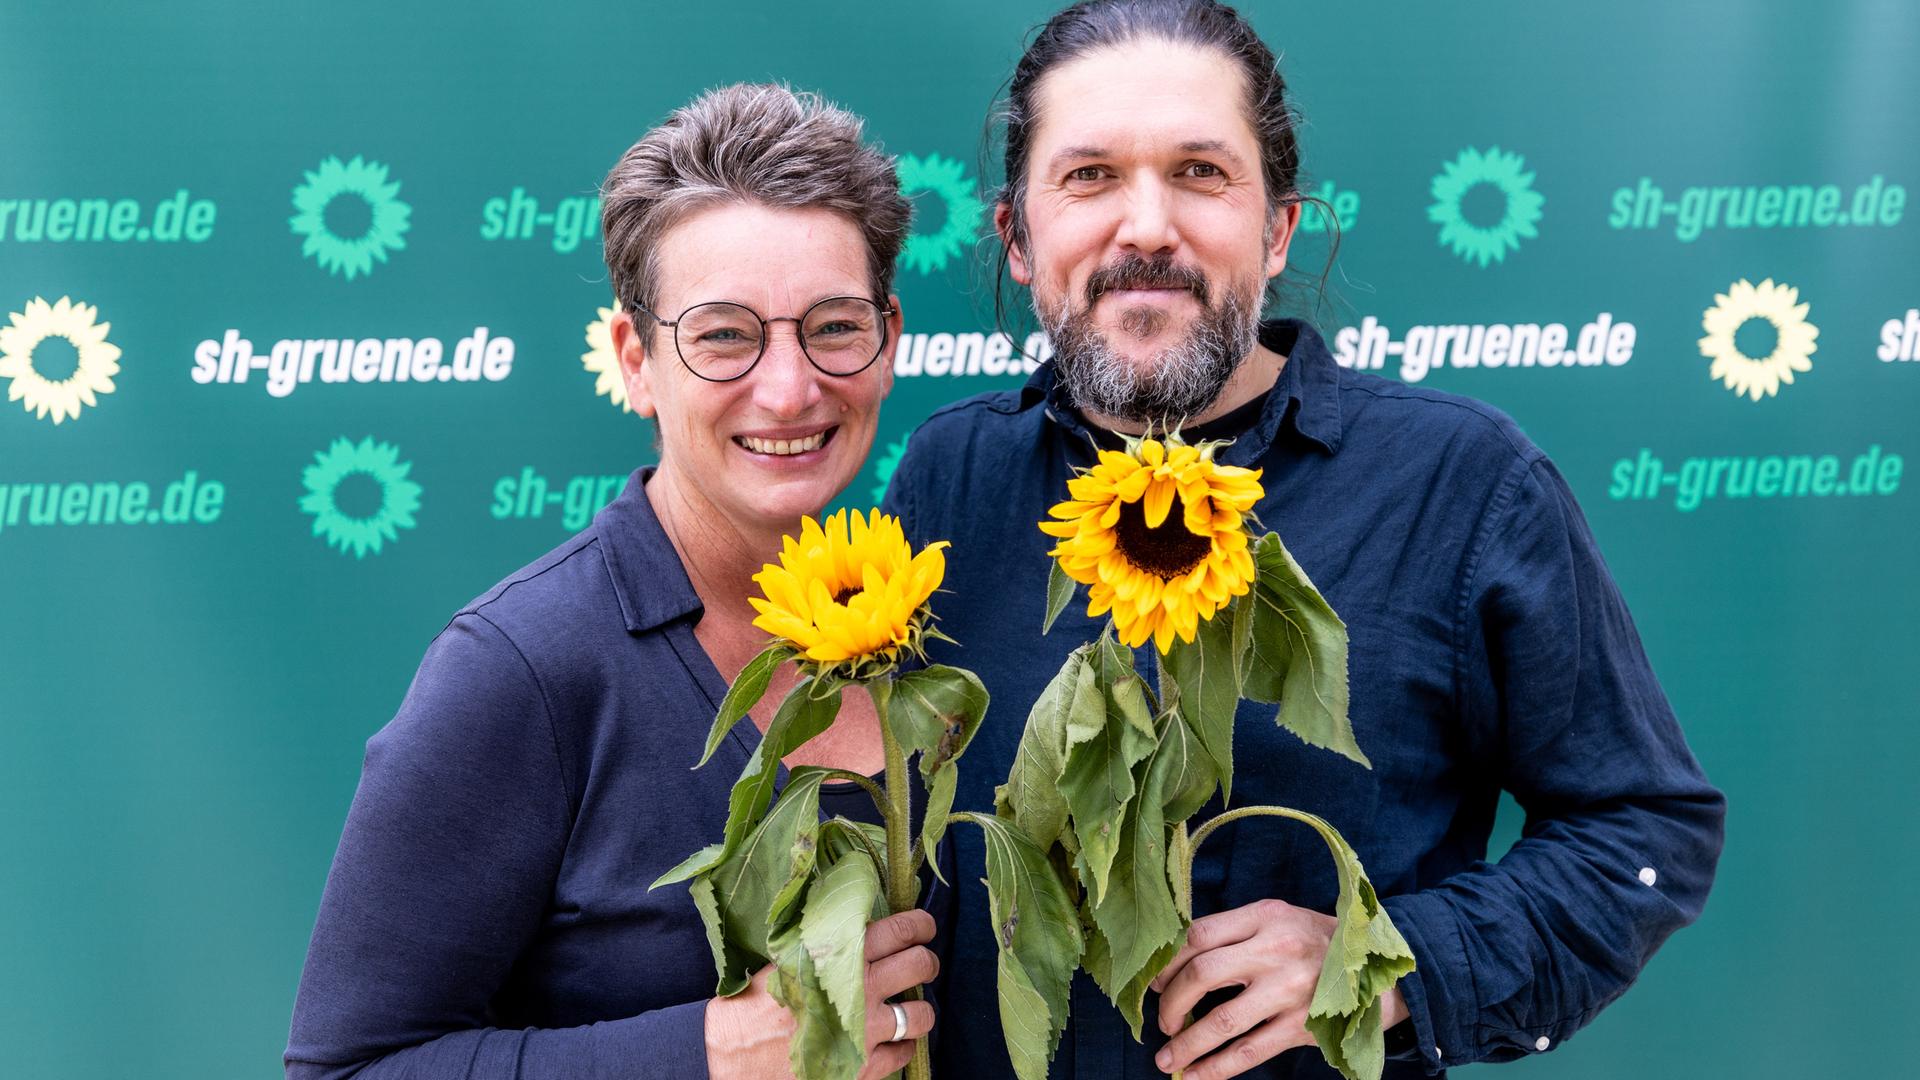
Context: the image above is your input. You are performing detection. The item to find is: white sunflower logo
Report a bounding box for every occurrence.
[1698,278,1818,401]
[0,296,122,424]
[581,300,631,411]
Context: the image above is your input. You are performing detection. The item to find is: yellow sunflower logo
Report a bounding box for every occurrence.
[581,300,631,412]
[0,296,122,425]
[749,509,948,679]
[1040,434,1263,652]
[1698,278,1818,401]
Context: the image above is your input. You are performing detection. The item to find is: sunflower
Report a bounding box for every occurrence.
[1041,435,1263,652]
[1698,277,1818,401]
[750,509,948,678]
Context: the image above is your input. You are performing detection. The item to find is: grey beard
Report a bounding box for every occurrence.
[1041,286,1260,425]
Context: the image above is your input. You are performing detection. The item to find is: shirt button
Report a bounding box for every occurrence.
[1639,866,1658,886]
[1535,1036,1551,1051]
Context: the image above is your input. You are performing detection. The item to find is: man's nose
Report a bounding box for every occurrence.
[1115,175,1179,256]
[749,323,825,417]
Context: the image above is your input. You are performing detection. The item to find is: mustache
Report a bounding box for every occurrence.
[1085,254,1211,307]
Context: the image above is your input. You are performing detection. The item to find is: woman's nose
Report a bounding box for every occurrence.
[749,325,825,417]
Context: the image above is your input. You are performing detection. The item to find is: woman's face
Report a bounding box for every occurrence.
[616,201,898,537]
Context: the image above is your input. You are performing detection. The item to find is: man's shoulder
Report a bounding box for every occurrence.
[892,386,1047,484]
[1333,365,1548,473]
[908,386,1038,448]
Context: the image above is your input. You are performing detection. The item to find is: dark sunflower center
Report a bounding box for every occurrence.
[1114,497,1212,579]
[833,587,859,605]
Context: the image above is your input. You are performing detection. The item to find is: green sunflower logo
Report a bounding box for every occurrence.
[897,154,984,275]
[1427,146,1544,267]
[298,436,423,558]
[867,434,908,505]
[289,155,413,280]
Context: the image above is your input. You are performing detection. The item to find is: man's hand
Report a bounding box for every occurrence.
[1149,899,1407,1079]
[705,909,939,1080]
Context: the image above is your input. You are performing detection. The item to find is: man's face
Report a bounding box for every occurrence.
[1006,38,1298,422]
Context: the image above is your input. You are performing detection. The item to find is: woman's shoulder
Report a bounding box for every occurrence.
[429,525,634,690]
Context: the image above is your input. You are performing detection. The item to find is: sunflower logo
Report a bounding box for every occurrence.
[897,153,985,276]
[298,436,423,558]
[289,155,412,280]
[1040,433,1264,653]
[1427,146,1545,267]
[581,300,632,411]
[867,434,908,505]
[0,296,122,425]
[1698,278,1818,401]
[749,509,948,680]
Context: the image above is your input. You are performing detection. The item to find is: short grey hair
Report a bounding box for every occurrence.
[601,83,911,338]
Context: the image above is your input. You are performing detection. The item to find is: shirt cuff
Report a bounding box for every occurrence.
[601,997,711,1079]
[1381,889,1473,1075]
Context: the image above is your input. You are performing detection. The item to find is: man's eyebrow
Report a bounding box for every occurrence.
[1047,145,1110,172]
[1045,140,1250,173]
[1180,140,1248,169]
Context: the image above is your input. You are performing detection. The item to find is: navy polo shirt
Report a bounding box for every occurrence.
[286,467,937,1079]
[884,319,1726,1078]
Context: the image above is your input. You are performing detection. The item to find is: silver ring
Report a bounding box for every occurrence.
[889,1002,910,1042]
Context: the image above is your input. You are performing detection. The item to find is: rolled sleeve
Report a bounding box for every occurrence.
[1382,456,1726,1071]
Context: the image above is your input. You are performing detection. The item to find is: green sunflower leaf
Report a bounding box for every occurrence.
[995,644,1098,852]
[799,851,884,1050]
[696,768,831,993]
[1242,532,1367,768]
[888,665,989,882]
[1081,714,1189,1038]
[768,908,867,1080]
[1044,557,1077,634]
[956,812,1084,1080]
[1288,810,1418,1080]
[1060,635,1157,903]
[697,642,796,768]
[1160,594,1243,803]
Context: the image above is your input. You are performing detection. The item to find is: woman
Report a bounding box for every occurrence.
[285,83,936,1080]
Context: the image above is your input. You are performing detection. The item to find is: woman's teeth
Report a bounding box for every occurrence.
[737,430,830,456]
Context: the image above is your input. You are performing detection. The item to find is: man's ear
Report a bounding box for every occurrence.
[995,201,1033,286]
[610,306,658,418]
[1266,201,1302,281]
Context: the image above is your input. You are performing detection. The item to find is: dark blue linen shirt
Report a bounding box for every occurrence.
[883,319,1726,1079]
[285,467,937,1079]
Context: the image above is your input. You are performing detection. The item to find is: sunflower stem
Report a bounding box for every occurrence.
[867,677,931,1080]
[818,768,889,816]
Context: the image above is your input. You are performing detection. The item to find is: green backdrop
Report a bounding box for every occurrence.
[3,1,1916,1076]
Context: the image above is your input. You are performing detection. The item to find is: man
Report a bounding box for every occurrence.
[882,2,1726,1077]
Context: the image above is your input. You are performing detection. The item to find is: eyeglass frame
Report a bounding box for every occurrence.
[626,294,897,383]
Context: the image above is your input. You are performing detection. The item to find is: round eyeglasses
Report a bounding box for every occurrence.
[629,295,894,382]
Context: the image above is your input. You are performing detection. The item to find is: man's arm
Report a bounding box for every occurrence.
[1381,454,1726,1070]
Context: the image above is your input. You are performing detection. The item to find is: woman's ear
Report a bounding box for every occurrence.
[610,305,658,418]
[879,294,903,398]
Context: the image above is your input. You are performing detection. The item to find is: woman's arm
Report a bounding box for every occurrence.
[284,614,709,1080]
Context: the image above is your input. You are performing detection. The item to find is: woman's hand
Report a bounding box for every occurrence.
[704,909,939,1080]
